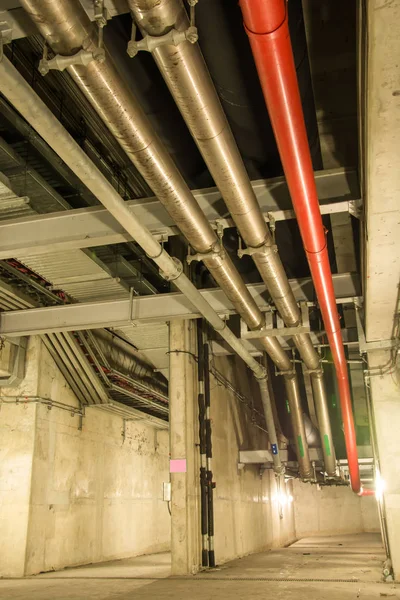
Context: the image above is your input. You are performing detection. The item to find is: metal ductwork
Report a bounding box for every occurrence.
[15,0,313,475]
[239,0,362,493]
[127,0,335,477]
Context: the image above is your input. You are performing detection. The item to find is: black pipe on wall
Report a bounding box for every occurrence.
[204,333,216,568]
[197,319,209,567]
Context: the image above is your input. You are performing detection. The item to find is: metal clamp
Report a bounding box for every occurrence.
[127,22,198,58]
[93,0,107,28]
[303,367,323,376]
[39,47,105,75]
[275,368,296,377]
[160,257,183,282]
[237,238,278,259]
[0,21,12,61]
[187,241,224,265]
[39,1,107,76]
[93,0,108,50]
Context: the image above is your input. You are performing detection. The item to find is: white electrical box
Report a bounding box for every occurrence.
[163,482,171,502]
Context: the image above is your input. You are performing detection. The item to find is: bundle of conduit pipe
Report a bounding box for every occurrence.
[6,0,371,494]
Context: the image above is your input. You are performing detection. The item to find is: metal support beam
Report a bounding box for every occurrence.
[0,168,360,260]
[240,303,310,339]
[355,305,397,353]
[0,272,360,337]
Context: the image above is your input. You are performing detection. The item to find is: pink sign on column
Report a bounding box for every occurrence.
[170,459,187,473]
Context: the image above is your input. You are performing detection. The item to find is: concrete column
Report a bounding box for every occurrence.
[368,350,400,578]
[0,337,40,577]
[168,319,200,575]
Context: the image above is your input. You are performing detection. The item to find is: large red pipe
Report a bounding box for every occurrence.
[240,0,361,493]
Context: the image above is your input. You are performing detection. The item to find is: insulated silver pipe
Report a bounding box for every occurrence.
[0,52,268,396]
[19,0,282,360]
[19,0,312,476]
[129,0,332,477]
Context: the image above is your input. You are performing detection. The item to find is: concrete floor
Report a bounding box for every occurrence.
[0,533,398,599]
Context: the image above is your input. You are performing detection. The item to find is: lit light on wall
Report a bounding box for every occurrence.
[273,491,293,508]
[273,477,294,518]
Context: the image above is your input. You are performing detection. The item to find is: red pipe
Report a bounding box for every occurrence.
[240,0,361,493]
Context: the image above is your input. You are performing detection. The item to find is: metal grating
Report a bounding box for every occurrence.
[16,249,130,302]
[0,137,69,212]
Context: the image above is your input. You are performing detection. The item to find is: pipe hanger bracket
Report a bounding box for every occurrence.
[186,242,225,265]
[38,47,106,76]
[237,239,278,259]
[127,24,198,58]
[0,21,12,62]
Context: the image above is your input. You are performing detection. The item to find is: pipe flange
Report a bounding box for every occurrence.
[160,257,183,282]
[187,241,224,265]
[237,242,277,259]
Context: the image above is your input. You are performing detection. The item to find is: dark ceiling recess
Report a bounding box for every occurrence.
[196,0,322,181]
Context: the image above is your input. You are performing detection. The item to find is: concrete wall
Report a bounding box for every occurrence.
[210,356,296,564]
[0,402,36,577]
[0,337,40,577]
[0,338,171,577]
[293,480,380,538]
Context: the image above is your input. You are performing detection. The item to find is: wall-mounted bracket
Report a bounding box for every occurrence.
[354,302,397,353]
[348,199,363,220]
[0,336,27,387]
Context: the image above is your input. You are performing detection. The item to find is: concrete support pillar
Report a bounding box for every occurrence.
[168,319,200,575]
[368,350,400,578]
